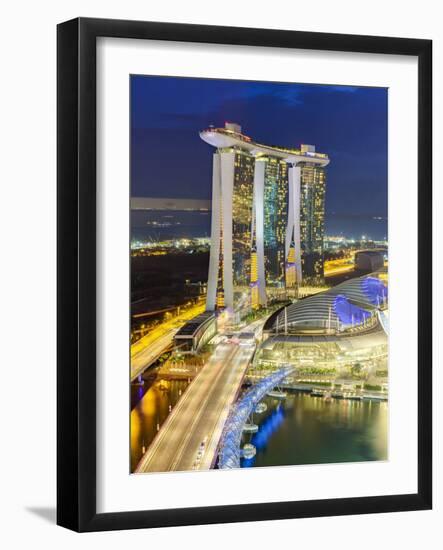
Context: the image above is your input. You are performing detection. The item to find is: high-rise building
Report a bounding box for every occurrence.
[201,122,329,319]
[262,157,288,301]
[299,162,327,282]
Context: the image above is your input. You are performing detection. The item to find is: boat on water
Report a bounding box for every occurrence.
[311,388,327,397]
[362,394,388,401]
[267,390,287,399]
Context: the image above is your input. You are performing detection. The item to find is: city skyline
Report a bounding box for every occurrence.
[131,76,388,240]
[130,76,389,474]
[202,122,329,318]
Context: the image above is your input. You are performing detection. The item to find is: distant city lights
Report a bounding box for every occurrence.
[131,236,211,251]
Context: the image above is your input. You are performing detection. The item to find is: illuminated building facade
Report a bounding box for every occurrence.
[257,275,388,378]
[262,158,288,301]
[299,160,327,282]
[205,131,255,315]
[232,150,255,310]
[250,245,259,310]
[201,122,329,318]
[285,243,296,294]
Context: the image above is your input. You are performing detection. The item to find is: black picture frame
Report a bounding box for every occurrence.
[57,17,432,532]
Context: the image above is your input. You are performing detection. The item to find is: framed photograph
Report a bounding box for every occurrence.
[57,17,432,532]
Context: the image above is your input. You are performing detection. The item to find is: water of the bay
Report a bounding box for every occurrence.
[131,379,387,472]
[241,392,388,468]
[131,377,190,472]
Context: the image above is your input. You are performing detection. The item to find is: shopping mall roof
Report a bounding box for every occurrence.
[268,275,387,333]
[327,276,388,308]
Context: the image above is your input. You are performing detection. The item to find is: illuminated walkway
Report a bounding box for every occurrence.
[218,366,293,469]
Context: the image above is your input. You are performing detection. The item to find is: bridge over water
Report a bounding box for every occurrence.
[218,366,293,469]
[135,342,255,473]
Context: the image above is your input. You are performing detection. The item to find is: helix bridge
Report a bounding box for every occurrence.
[218,365,294,469]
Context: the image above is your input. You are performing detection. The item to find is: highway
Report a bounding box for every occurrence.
[135,341,255,473]
[131,328,177,382]
[130,301,205,381]
[324,257,355,277]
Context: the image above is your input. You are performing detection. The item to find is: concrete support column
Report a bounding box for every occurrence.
[286,164,302,284]
[206,153,221,311]
[253,159,267,306]
[220,152,235,311]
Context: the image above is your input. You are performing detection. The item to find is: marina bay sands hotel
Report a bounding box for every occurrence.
[200,122,329,318]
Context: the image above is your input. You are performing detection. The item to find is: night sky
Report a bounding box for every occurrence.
[131,76,387,238]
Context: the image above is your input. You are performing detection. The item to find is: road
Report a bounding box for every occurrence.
[135,342,255,473]
[324,259,354,277]
[131,328,177,381]
[130,301,205,381]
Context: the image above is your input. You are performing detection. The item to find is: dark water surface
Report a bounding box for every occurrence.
[241,392,388,468]
[131,382,388,472]
[131,378,190,472]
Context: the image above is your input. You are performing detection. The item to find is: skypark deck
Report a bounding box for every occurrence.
[200,126,329,166]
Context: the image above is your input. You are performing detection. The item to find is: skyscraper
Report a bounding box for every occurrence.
[299,160,327,282]
[262,157,288,301]
[201,123,329,318]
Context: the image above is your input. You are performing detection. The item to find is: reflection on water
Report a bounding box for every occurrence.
[130,377,189,472]
[131,381,388,472]
[241,392,388,468]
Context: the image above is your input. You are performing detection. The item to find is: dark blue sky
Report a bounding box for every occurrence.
[131,76,387,236]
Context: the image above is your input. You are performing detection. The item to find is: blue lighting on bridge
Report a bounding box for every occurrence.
[241,405,286,468]
[361,276,388,306]
[241,456,256,468]
[251,405,285,450]
[334,294,370,326]
[218,366,293,470]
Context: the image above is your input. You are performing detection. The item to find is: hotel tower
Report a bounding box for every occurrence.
[201,122,329,318]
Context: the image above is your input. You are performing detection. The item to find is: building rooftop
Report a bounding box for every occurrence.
[356,249,387,256]
[175,311,215,338]
[200,123,329,166]
[267,275,388,334]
